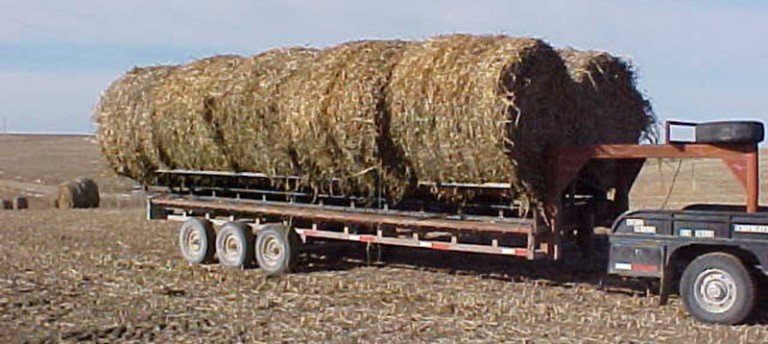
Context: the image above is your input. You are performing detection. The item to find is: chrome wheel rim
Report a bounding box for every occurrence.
[261,235,284,268]
[693,268,737,314]
[220,232,241,262]
[184,229,202,255]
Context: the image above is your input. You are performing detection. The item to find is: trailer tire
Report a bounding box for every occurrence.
[695,121,764,144]
[178,218,216,264]
[679,252,756,325]
[254,224,300,276]
[216,222,255,268]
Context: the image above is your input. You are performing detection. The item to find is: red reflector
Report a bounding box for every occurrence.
[633,264,657,272]
[432,242,450,250]
[304,230,319,236]
[360,235,375,243]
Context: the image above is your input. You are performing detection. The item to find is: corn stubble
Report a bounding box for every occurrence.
[2,209,764,343]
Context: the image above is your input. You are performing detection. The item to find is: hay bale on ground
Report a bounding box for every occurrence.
[1,199,11,209]
[12,196,28,210]
[75,177,100,208]
[56,178,99,209]
[94,66,178,183]
[280,40,412,199]
[214,47,318,176]
[388,34,575,205]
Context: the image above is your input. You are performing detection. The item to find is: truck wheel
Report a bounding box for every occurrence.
[178,218,216,264]
[695,121,764,144]
[254,224,300,276]
[679,252,756,324]
[216,222,255,268]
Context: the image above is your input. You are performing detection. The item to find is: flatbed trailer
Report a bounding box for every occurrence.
[147,120,765,324]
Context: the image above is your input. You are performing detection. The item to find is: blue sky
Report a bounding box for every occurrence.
[0,0,766,134]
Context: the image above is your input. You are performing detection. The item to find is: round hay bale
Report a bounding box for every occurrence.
[56,178,99,209]
[213,47,318,176]
[56,181,82,209]
[388,34,575,205]
[75,177,100,208]
[12,196,28,210]
[558,49,654,144]
[94,65,178,183]
[280,40,412,200]
[151,55,253,171]
[558,49,655,190]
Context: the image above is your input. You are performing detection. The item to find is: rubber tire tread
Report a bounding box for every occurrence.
[695,121,764,143]
[679,252,756,325]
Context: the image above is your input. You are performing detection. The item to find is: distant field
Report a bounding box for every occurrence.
[631,154,768,210]
[0,134,764,210]
[0,134,139,208]
[1,134,767,343]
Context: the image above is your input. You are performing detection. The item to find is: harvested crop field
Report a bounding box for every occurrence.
[1,135,768,343]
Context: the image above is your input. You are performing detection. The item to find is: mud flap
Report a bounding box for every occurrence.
[659,246,671,306]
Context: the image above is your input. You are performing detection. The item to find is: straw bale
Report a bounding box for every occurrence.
[56,178,99,209]
[213,47,318,176]
[388,34,575,205]
[558,49,653,145]
[75,177,100,208]
[94,66,177,183]
[559,49,655,189]
[280,40,412,199]
[12,196,28,210]
[151,55,251,171]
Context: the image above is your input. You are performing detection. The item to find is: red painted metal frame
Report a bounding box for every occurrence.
[547,143,760,214]
[542,141,760,260]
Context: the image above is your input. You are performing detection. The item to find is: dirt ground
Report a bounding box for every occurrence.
[1,134,767,343]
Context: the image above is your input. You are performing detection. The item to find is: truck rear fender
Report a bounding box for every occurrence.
[668,244,765,276]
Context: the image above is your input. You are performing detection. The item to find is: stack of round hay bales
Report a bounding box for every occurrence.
[214,47,318,177]
[93,35,655,210]
[280,40,412,199]
[388,34,576,204]
[56,178,100,209]
[94,66,177,183]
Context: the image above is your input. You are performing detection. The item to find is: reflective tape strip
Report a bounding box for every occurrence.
[432,242,450,250]
[615,262,632,270]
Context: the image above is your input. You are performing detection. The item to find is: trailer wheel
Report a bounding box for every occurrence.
[254,224,300,276]
[178,218,216,264]
[215,222,255,268]
[679,252,756,325]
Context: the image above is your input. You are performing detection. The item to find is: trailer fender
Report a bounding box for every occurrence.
[667,243,767,277]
